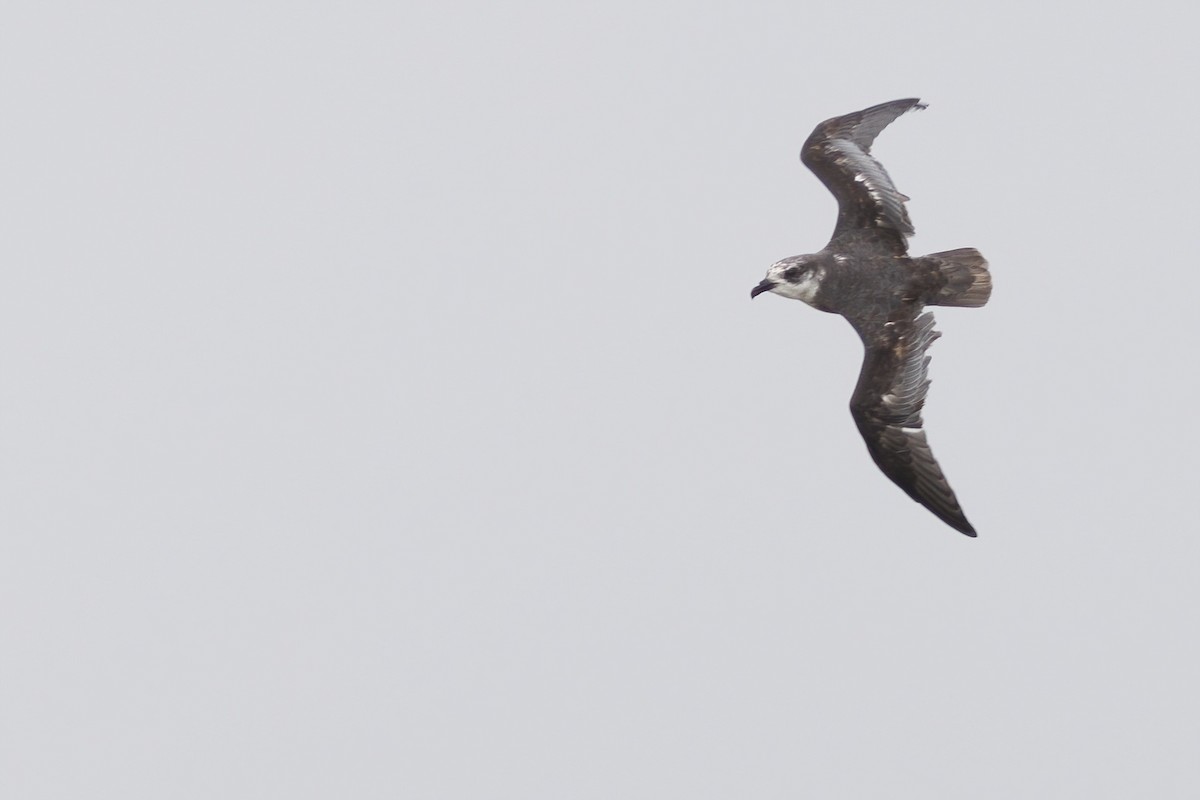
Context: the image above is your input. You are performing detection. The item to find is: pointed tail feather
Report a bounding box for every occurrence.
[923,248,991,308]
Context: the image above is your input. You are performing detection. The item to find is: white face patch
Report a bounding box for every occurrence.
[766,263,825,306]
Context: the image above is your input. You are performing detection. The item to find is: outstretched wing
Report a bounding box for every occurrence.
[801,98,925,253]
[847,311,976,536]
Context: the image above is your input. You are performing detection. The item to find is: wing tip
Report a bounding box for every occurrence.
[921,493,977,537]
[921,497,975,536]
[879,97,926,115]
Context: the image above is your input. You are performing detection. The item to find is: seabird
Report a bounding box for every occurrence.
[751,99,990,536]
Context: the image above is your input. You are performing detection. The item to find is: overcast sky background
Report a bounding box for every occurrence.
[2,2,1198,798]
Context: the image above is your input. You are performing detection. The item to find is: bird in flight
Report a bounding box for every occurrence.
[751,99,990,536]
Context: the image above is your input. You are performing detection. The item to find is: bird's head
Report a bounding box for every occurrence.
[750,255,825,306]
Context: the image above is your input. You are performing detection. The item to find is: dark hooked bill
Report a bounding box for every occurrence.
[750,279,776,299]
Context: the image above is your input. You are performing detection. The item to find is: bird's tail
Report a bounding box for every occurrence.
[921,248,991,308]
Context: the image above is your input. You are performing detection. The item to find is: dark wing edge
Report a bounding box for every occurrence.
[848,311,976,536]
[800,98,926,249]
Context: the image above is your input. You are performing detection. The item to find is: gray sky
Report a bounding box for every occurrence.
[2,1,1198,797]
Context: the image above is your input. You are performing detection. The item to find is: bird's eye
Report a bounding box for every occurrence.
[782,267,802,282]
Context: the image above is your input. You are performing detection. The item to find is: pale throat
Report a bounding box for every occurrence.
[773,266,825,305]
